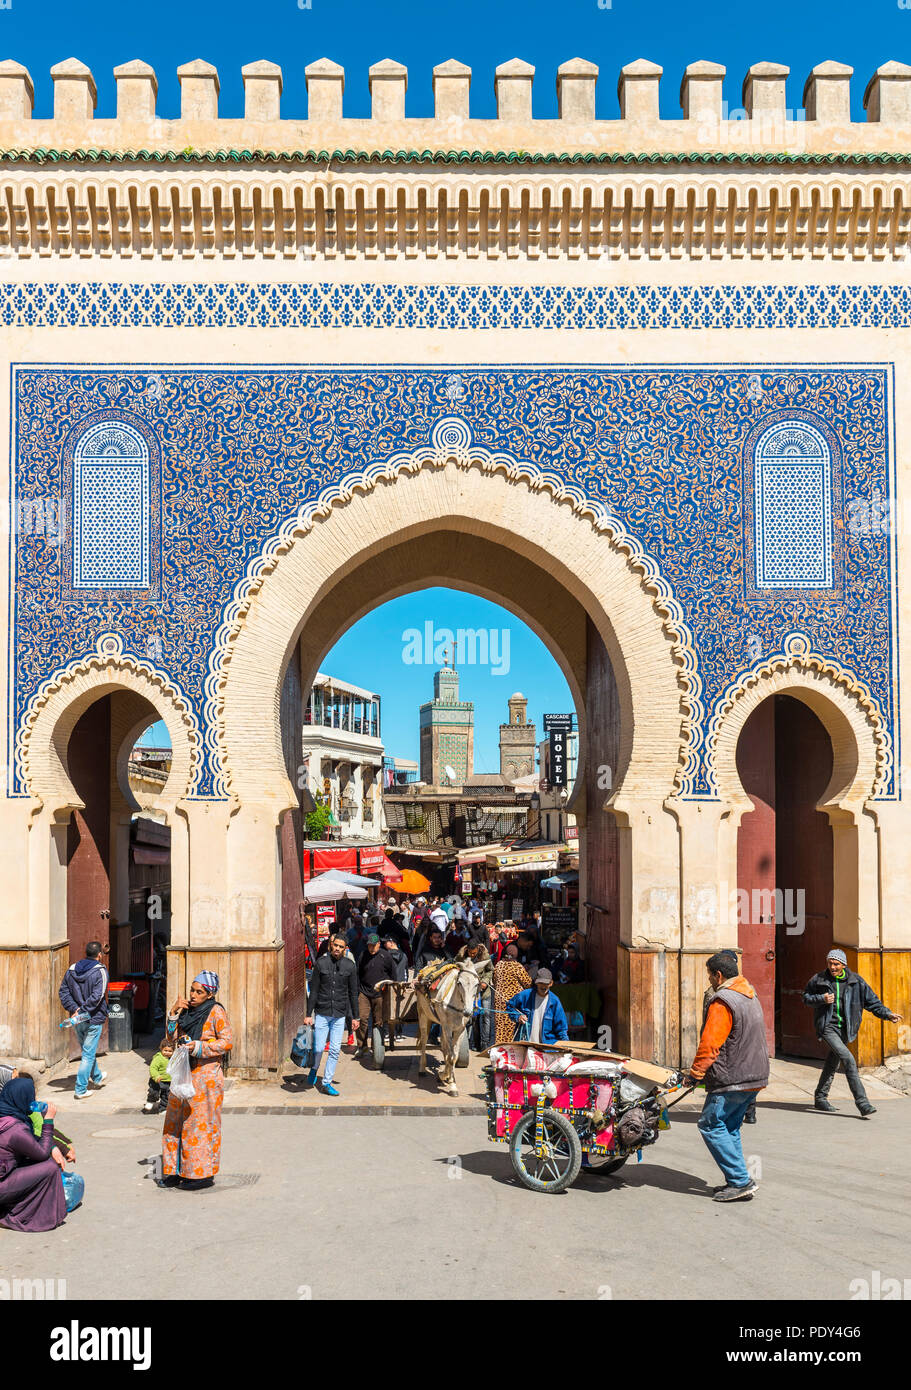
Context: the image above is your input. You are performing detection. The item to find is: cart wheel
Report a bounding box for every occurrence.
[372,1026,385,1070]
[584,1153,629,1177]
[455,1029,470,1068]
[509,1109,582,1194]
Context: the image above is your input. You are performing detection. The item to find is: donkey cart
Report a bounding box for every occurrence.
[484,1044,688,1194]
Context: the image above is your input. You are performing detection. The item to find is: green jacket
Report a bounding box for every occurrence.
[149,1051,172,1083]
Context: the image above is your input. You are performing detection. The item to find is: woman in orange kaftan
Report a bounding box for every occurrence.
[160,972,232,1190]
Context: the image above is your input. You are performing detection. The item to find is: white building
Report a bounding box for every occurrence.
[302,673,385,837]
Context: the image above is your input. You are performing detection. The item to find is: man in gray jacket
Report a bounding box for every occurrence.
[686,952,769,1203]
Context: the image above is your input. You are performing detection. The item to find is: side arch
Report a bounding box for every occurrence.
[710,633,887,817]
[17,635,201,816]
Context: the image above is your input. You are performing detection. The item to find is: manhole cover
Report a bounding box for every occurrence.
[91,1127,159,1139]
[184,1173,260,1191]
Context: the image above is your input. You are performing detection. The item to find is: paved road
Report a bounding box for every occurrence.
[3,1094,909,1301]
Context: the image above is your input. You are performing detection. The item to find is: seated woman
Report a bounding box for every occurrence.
[0,1077,66,1232]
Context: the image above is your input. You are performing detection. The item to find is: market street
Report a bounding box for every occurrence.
[3,1095,908,1301]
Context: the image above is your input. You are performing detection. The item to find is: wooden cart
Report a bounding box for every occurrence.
[484,1042,686,1193]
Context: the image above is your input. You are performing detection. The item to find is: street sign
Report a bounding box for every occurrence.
[543,713,574,731]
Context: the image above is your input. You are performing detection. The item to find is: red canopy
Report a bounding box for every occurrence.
[313,846,358,875]
[379,855,403,881]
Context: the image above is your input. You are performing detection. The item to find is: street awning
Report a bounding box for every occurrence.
[357,844,387,874]
[313,846,358,874]
[304,873,367,903]
[541,870,579,887]
[489,848,561,873]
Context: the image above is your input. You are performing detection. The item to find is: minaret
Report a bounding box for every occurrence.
[419,656,474,785]
[499,691,536,781]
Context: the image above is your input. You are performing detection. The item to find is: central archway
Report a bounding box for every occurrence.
[211,447,694,1064]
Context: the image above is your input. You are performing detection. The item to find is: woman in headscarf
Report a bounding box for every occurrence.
[492,945,532,1045]
[160,972,233,1191]
[0,1076,66,1232]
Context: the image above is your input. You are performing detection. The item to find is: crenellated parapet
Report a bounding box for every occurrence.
[2,54,911,264]
[1,53,911,143]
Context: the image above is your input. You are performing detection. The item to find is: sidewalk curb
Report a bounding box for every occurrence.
[113,1103,487,1117]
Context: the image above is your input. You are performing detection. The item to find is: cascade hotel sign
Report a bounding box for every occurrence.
[544,714,573,788]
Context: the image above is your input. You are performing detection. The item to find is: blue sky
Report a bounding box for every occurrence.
[3,0,904,122]
[321,589,574,768]
[138,589,575,766]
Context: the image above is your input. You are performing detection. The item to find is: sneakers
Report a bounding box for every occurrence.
[321,1081,340,1097]
[814,1096,836,1112]
[304,1068,318,1088]
[73,1090,93,1100]
[858,1103,877,1117]
[713,1180,757,1202]
[90,1072,107,1088]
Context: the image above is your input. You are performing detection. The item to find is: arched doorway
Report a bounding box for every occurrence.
[214,453,691,1068]
[736,694,834,1057]
[16,653,199,1065]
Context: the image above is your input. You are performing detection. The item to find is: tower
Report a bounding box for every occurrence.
[499,692,536,781]
[419,661,474,785]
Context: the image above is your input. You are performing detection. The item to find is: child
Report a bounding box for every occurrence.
[142,1038,173,1114]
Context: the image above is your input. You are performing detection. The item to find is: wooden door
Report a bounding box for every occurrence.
[775,695,833,1059]
[736,699,777,1052]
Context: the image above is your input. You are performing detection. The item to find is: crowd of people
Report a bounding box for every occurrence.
[297,891,586,1094]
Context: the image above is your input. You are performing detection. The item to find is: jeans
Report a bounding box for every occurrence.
[697,1090,756,1188]
[311,1014,346,1084]
[473,989,492,1051]
[816,1023,869,1106]
[73,1020,104,1097]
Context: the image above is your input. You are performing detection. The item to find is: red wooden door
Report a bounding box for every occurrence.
[774,695,833,1059]
[65,697,112,1058]
[736,699,777,1052]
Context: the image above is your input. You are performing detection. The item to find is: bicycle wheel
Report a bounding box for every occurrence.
[508,1109,582,1194]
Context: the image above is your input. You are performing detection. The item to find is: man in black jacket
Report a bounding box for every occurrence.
[356,934,397,1055]
[304,935,358,1095]
[804,948,902,1117]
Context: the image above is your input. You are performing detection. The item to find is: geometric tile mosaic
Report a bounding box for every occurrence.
[10,365,897,800]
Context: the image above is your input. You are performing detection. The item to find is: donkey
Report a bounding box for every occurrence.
[415,960,481,1096]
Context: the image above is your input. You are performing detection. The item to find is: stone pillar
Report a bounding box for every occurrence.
[369,59,407,121]
[433,59,471,121]
[495,59,534,122]
[863,61,911,124]
[114,59,157,121]
[177,59,219,120]
[667,798,737,1064]
[306,58,344,120]
[51,58,97,120]
[0,60,34,120]
[242,60,282,122]
[618,59,662,122]
[743,61,789,118]
[612,794,682,1064]
[680,60,725,121]
[803,61,852,123]
[557,58,598,122]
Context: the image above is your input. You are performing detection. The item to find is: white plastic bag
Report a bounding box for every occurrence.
[168,1044,195,1101]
